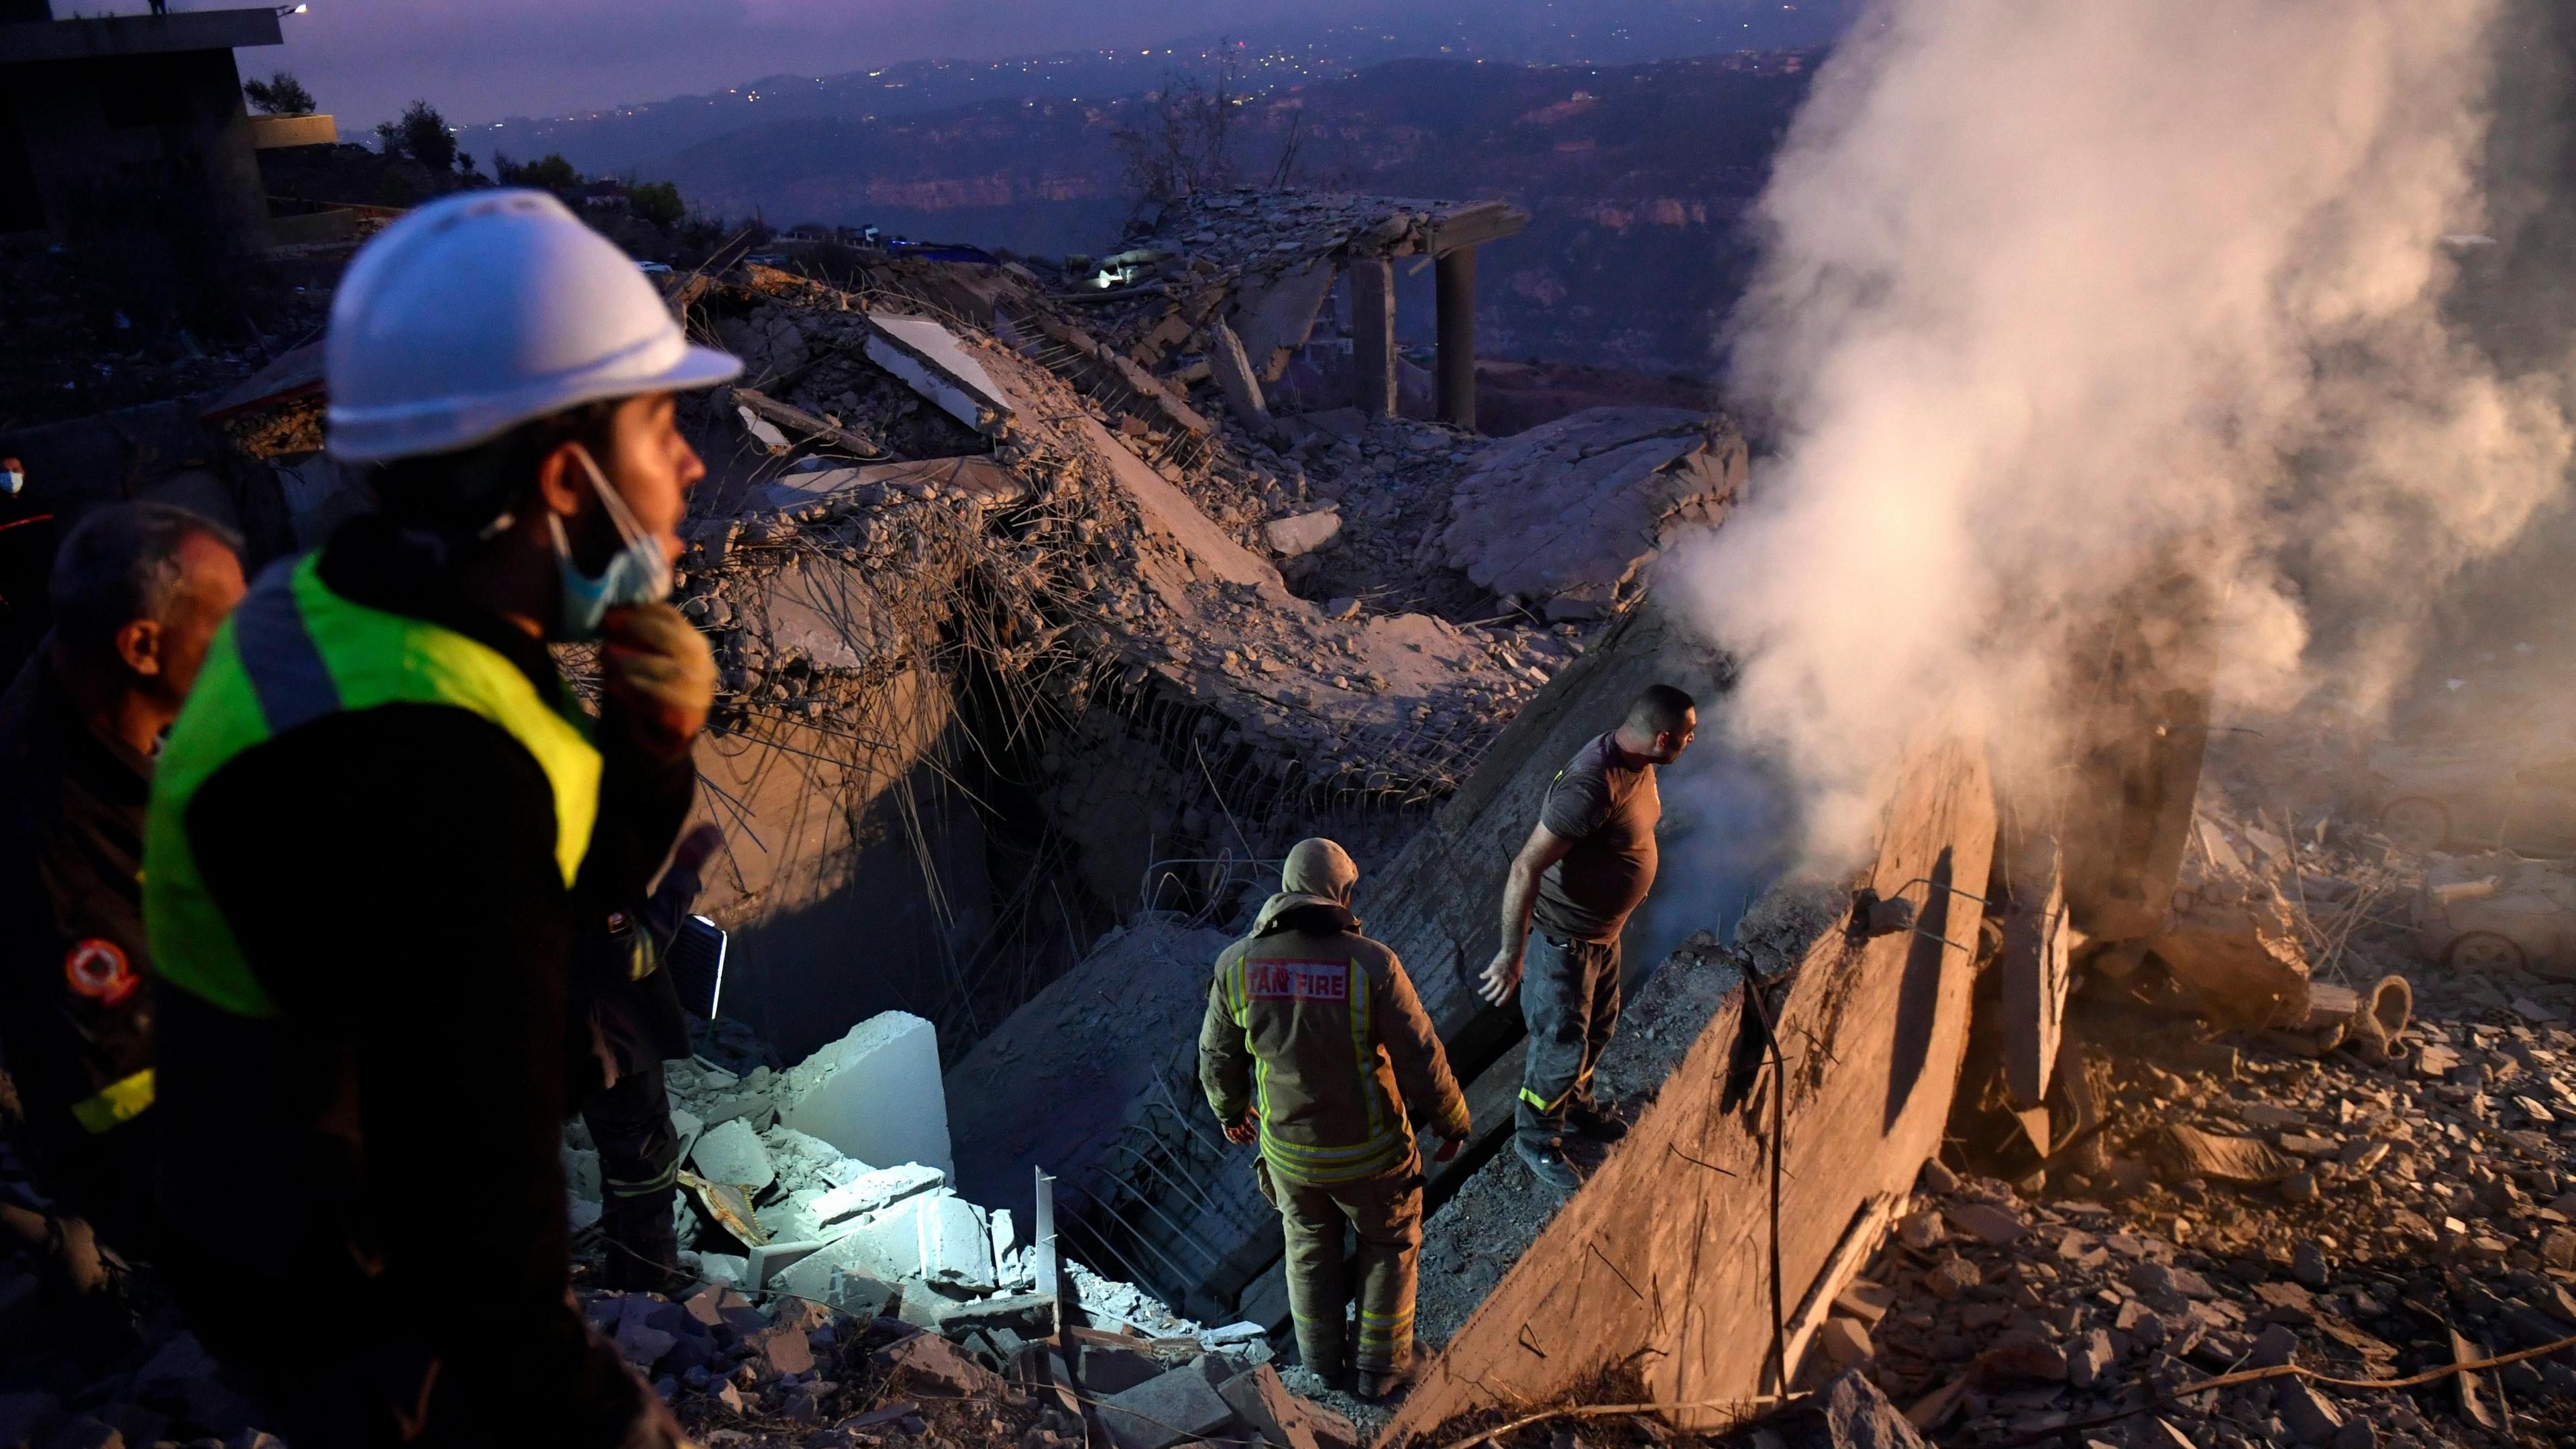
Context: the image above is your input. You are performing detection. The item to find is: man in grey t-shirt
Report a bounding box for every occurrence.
[1478,684,1696,1191]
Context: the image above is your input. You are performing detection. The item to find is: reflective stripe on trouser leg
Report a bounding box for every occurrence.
[1277,1176,1350,1373]
[1517,934,1611,1149]
[1348,1173,1424,1373]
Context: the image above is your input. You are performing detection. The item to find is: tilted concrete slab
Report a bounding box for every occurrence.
[1378,739,1997,1444]
[1229,258,1338,384]
[1442,408,1746,620]
[865,313,1017,435]
[778,1011,955,1177]
[1077,416,1282,592]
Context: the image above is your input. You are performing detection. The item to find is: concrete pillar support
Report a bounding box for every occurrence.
[1349,256,1397,419]
[1434,246,1478,431]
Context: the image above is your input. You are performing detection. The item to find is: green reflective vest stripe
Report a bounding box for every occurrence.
[70,1067,155,1134]
[146,554,602,1019]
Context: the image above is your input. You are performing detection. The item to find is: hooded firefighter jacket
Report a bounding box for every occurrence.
[1199,894,1470,1186]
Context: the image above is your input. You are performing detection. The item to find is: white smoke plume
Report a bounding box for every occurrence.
[1672,0,2576,864]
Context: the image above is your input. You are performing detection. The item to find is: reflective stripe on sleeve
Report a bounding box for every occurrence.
[70,1067,155,1134]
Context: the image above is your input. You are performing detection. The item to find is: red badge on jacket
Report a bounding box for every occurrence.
[64,940,138,1007]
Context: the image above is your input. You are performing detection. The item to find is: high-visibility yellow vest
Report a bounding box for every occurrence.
[146,553,601,1018]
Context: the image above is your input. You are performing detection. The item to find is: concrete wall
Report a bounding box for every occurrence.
[691,668,998,1063]
[1378,738,1997,1444]
[0,39,268,245]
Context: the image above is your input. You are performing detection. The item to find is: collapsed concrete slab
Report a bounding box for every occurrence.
[1381,737,1998,1442]
[1440,408,1746,619]
[779,1012,954,1177]
[865,313,1016,435]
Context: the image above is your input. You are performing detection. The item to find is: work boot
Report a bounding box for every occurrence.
[1355,1360,1424,1404]
[1563,1097,1629,1143]
[1514,1136,1585,1194]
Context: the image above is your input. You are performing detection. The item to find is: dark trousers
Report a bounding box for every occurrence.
[582,1058,679,1290]
[1515,933,1621,1150]
[1256,1159,1424,1375]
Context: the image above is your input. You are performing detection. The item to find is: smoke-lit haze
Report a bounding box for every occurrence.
[1672,0,2576,864]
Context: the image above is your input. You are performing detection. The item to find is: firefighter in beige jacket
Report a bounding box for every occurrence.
[1199,839,1471,1399]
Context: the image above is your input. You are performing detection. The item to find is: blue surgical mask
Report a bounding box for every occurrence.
[551,444,672,641]
[0,466,21,498]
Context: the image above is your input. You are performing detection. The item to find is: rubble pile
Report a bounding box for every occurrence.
[1774,727,2576,1448]
[1839,1004,2576,1448]
[552,1008,1372,1449]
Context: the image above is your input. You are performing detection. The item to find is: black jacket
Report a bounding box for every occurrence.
[0,653,158,1219]
[154,515,694,1444]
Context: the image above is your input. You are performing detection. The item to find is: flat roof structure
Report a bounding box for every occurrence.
[0,7,281,64]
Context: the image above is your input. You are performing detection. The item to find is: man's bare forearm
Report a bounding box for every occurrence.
[1496,857,1539,957]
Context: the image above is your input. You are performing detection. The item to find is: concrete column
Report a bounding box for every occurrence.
[1434,245,1478,431]
[1348,256,1397,419]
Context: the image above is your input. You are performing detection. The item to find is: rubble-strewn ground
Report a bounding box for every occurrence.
[1754,708,2576,1448]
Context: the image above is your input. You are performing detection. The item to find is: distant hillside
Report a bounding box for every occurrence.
[468,0,1860,179]
[644,50,1818,374]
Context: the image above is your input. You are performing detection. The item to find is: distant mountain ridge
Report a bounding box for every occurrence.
[631,49,1823,376]
[469,0,1860,177]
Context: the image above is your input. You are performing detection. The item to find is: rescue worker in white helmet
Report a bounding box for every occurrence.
[143,189,740,1447]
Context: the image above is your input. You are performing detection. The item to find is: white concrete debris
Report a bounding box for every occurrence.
[1441,407,1746,619]
[812,1162,946,1226]
[689,1118,777,1195]
[737,405,792,453]
[777,1011,955,1177]
[1263,508,1342,559]
[865,313,1016,435]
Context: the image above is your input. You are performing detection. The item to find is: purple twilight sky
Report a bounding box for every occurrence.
[138,0,1397,129]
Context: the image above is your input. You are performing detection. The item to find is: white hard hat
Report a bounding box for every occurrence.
[325,189,741,464]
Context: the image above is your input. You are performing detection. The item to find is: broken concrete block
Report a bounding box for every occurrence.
[810,1162,945,1226]
[1097,1361,1238,1449]
[1945,1202,2026,1246]
[2149,883,2312,1030]
[832,1190,996,1291]
[2275,1379,2345,1445]
[683,1283,755,1330]
[745,1322,816,1378]
[778,1012,954,1177]
[935,1290,1054,1337]
[1080,1342,1167,1395]
[1209,321,1273,430]
[690,1118,777,1195]
[746,1238,832,1290]
[1814,1316,1875,1373]
[1777,1368,1927,1449]
[875,1331,1006,1399]
[1441,408,1743,614]
[898,1278,960,1329]
[827,1268,900,1320]
[1264,509,1342,559]
[2066,1328,2118,1388]
[1218,1363,1352,1449]
[1972,1330,2067,1385]
[865,315,1016,435]
[774,1234,900,1316]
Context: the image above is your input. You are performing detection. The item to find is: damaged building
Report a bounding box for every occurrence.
[3,174,2574,1449]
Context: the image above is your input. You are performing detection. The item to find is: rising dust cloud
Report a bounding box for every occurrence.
[1667,0,2576,868]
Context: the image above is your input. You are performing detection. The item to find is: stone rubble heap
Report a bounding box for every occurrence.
[557,1008,1366,1449]
[1789,724,2576,1448]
